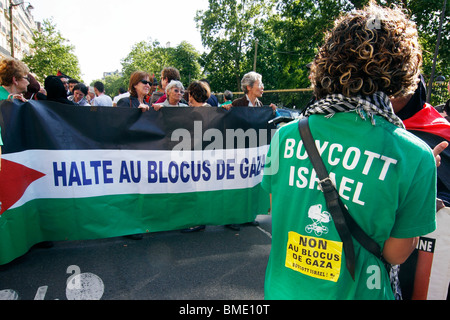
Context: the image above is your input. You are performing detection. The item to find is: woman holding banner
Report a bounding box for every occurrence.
[187,80,211,107]
[227,71,277,112]
[117,71,152,112]
[153,80,188,111]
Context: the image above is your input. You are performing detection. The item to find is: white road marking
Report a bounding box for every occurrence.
[257,226,272,239]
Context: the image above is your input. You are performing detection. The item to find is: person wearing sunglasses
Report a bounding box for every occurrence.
[117,71,153,112]
[151,67,181,105]
[153,80,187,111]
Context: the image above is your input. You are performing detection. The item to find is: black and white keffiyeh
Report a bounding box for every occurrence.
[303,92,405,129]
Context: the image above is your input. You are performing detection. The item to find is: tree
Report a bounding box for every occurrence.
[91,74,127,99]
[195,0,276,91]
[396,0,449,85]
[350,0,450,103]
[120,39,202,89]
[170,41,202,87]
[199,39,242,92]
[243,26,281,90]
[120,39,169,82]
[22,19,82,84]
[268,0,356,90]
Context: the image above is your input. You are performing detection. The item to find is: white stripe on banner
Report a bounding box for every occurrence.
[4,146,269,210]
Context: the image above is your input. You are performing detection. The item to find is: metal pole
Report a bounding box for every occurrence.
[253,39,258,72]
[427,0,447,103]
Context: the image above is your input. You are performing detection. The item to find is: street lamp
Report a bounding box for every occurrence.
[9,0,34,58]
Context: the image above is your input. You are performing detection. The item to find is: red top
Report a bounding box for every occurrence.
[402,103,450,141]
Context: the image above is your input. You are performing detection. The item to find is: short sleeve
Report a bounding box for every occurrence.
[391,149,437,238]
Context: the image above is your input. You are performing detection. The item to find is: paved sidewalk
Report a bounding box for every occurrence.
[0,215,272,300]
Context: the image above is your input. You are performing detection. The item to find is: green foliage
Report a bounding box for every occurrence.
[269,0,354,90]
[195,0,276,91]
[90,74,127,99]
[195,0,448,107]
[23,0,449,106]
[168,41,203,87]
[120,39,168,81]
[405,0,449,83]
[93,40,203,98]
[22,19,82,84]
[120,39,202,89]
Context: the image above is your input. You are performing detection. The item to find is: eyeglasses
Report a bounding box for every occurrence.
[173,89,184,94]
[140,80,152,85]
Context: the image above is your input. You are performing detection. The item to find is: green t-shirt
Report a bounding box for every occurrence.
[0,86,6,146]
[0,86,9,146]
[262,113,437,300]
[219,100,232,108]
[0,86,10,101]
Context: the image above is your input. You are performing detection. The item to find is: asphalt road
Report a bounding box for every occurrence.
[0,214,272,301]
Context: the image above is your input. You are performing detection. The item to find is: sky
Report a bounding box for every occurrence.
[28,0,210,84]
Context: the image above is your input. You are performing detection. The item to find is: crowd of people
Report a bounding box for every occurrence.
[0,2,449,300]
[0,58,279,114]
[0,60,277,236]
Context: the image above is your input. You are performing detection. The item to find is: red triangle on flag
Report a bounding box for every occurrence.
[0,159,46,215]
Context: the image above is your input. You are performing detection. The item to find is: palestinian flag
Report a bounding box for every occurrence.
[0,101,275,264]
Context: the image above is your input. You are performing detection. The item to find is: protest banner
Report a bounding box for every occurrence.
[0,100,275,264]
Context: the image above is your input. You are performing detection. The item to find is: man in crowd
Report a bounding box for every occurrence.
[92,81,113,106]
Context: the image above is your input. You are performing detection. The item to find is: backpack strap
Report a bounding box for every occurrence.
[298,117,382,280]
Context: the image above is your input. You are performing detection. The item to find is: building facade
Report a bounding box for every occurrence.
[0,0,38,60]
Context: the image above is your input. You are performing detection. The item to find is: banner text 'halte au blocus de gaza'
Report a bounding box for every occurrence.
[0,100,276,264]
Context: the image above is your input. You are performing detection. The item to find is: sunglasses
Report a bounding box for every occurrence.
[140,80,152,85]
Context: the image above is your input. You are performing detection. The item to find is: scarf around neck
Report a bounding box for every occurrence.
[303,92,405,129]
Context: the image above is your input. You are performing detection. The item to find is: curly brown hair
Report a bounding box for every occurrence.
[310,4,422,99]
[0,58,29,86]
[161,67,180,83]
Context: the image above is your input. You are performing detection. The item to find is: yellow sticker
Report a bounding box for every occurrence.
[285,232,343,282]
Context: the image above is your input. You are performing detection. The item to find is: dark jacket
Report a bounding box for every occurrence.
[231,95,263,107]
[44,76,76,105]
[117,95,150,108]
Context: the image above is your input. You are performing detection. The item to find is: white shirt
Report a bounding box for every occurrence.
[93,93,113,107]
[113,92,130,106]
[246,94,261,107]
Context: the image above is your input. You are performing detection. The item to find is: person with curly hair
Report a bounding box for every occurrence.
[0,58,30,102]
[0,58,30,172]
[262,4,436,299]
